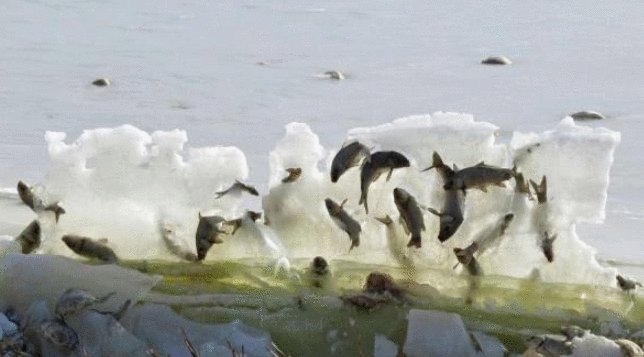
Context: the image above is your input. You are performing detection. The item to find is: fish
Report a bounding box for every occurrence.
[530,175,548,204]
[560,325,586,341]
[443,162,514,193]
[311,256,329,276]
[325,198,361,250]
[616,274,642,292]
[282,167,302,183]
[40,319,79,350]
[55,288,115,319]
[330,141,370,183]
[541,232,557,263]
[427,189,464,242]
[62,235,118,263]
[514,172,533,199]
[225,210,262,235]
[215,180,259,198]
[359,151,410,213]
[159,222,198,262]
[393,188,425,248]
[17,180,65,222]
[421,151,455,181]
[526,335,574,357]
[15,220,41,254]
[195,213,227,261]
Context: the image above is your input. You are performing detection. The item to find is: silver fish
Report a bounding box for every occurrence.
[55,288,115,319]
[215,180,259,198]
[616,275,642,292]
[15,220,41,254]
[62,235,118,263]
[541,232,557,263]
[195,213,227,261]
[359,151,410,213]
[421,151,455,182]
[514,172,533,199]
[427,189,464,242]
[444,162,514,193]
[282,167,302,183]
[393,188,425,248]
[40,320,79,351]
[325,198,361,250]
[330,141,370,183]
[17,181,65,222]
[530,176,548,204]
[159,222,198,262]
[225,210,262,236]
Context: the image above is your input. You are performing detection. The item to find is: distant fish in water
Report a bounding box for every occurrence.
[443,162,514,194]
[15,220,41,254]
[570,110,604,121]
[481,56,512,65]
[195,213,227,261]
[330,141,370,183]
[359,151,410,213]
[62,235,118,263]
[17,180,65,222]
[616,274,642,292]
[325,198,361,251]
[215,180,259,199]
[91,78,111,87]
[540,232,557,263]
[530,176,548,204]
[282,167,302,183]
[393,188,425,248]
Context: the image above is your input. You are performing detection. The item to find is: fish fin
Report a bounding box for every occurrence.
[340,198,348,208]
[386,167,393,181]
[426,207,442,216]
[363,198,369,214]
[375,215,393,225]
[198,212,202,219]
[406,236,421,248]
[453,164,459,171]
[421,165,434,172]
[452,262,460,270]
[475,161,485,166]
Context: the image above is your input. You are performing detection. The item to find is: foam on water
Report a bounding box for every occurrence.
[0,113,622,286]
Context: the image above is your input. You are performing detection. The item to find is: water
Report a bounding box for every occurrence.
[1,0,643,277]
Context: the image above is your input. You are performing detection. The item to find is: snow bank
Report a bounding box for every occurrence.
[0,113,621,286]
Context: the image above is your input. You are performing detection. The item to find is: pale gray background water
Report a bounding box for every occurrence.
[0,0,642,273]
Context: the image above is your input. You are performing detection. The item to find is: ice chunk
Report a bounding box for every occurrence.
[569,333,622,357]
[403,309,477,357]
[0,254,159,314]
[0,312,18,336]
[470,331,508,357]
[511,117,620,224]
[374,334,398,357]
[121,304,273,357]
[65,310,149,356]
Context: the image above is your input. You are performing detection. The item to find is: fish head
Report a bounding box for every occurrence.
[17,181,29,195]
[438,223,457,242]
[248,187,260,196]
[324,198,337,213]
[393,187,408,203]
[330,166,342,182]
[62,235,79,249]
[503,213,515,223]
[312,256,328,275]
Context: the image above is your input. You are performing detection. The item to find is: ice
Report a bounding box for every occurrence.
[0,254,160,314]
[0,112,622,286]
[402,309,476,357]
[470,331,508,357]
[374,334,398,357]
[121,304,273,357]
[568,334,622,357]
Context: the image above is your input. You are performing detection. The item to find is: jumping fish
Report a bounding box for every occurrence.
[225,210,262,235]
[453,213,514,268]
[17,181,65,222]
[55,288,115,319]
[330,141,371,183]
[427,189,464,242]
[541,232,557,263]
[325,198,361,250]
[195,213,227,261]
[159,222,198,262]
[282,167,302,183]
[421,151,455,181]
[15,220,41,254]
[62,235,118,263]
[443,162,514,193]
[530,176,548,204]
[215,180,259,199]
[359,151,410,213]
[393,188,425,248]
[616,275,642,292]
